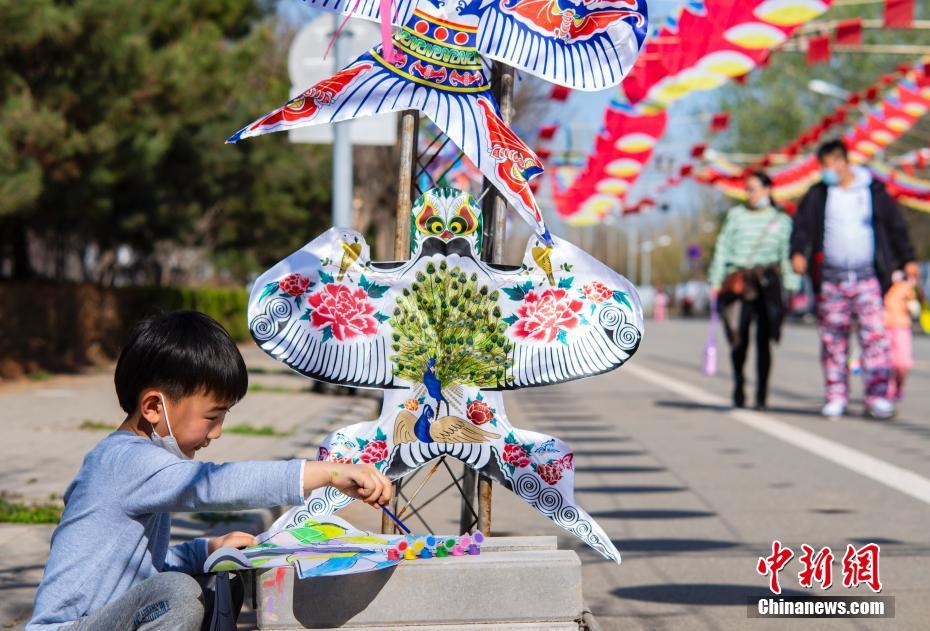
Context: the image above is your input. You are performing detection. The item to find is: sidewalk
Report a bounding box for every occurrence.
[0,346,378,630]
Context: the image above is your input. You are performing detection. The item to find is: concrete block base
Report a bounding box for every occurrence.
[254,536,583,630]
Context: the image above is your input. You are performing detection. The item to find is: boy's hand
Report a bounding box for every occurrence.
[326,463,392,506]
[207,531,257,554]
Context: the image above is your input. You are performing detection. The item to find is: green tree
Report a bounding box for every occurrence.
[712,2,930,257]
[0,0,332,282]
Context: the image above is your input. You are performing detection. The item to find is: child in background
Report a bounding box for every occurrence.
[884,270,917,400]
[653,286,669,322]
[29,311,392,631]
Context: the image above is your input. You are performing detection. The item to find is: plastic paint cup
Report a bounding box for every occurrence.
[468,544,480,555]
[403,548,417,560]
[451,545,464,556]
[387,549,400,561]
[435,546,448,558]
[420,548,433,559]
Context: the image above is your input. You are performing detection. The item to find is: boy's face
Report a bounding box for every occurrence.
[141,389,230,458]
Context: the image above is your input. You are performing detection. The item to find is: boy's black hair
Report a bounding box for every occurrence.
[816,139,848,163]
[114,310,248,414]
[746,170,773,189]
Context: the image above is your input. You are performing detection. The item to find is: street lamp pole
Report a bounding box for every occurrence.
[641,234,672,288]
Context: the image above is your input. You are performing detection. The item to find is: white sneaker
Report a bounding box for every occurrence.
[866,398,895,420]
[821,400,846,418]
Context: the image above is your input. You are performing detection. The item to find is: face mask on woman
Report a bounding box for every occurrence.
[750,196,772,210]
[822,168,840,186]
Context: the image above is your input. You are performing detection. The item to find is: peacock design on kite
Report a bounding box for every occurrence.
[248,187,644,563]
[226,0,649,241]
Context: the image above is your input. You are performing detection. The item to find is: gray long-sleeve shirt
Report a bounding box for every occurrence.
[28,431,304,630]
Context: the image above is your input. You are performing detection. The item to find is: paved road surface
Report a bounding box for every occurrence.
[1,320,928,629]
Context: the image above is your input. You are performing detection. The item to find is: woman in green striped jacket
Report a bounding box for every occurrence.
[708,171,801,410]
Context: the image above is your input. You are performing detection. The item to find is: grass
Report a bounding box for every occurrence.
[27,370,51,382]
[0,499,62,524]
[224,423,293,437]
[248,383,308,394]
[78,419,113,431]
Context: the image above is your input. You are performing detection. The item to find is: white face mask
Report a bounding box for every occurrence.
[750,196,772,210]
[150,394,192,460]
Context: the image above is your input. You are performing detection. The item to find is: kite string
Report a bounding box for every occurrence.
[324,0,397,63]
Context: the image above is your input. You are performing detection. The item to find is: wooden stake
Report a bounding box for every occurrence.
[383,109,419,534]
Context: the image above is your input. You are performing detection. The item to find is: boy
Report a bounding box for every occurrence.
[28,311,392,630]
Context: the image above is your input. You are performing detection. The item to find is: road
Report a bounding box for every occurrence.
[1,319,928,629]
[494,317,930,630]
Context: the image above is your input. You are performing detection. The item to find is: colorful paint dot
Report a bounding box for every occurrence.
[434,27,448,41]
[454,32,469,46]
[414,20,429,34]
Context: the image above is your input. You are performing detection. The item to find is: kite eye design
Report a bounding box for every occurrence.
[451,203,478,235]
[425,215,445,235]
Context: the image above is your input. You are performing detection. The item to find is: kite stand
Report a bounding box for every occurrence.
[252,536,585,629]
[380,62,516,538]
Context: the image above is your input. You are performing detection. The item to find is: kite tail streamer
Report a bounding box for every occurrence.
[703,297,718,376]
[324,0,366,61]
[379,0,396,63]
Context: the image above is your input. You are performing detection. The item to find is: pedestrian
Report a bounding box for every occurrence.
[791,139,919,419]
[653,284,669,322]
[884,269,917,401]
[709,170,800,410]
[28,311,392,631]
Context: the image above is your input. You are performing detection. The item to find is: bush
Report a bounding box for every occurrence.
[0,282,250,378]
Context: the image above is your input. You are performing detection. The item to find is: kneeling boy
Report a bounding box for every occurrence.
[29,311,391,630]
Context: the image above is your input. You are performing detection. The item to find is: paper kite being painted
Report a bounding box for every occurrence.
[227,0,649,240]
[249,188,644,562]
[204,514,485,578]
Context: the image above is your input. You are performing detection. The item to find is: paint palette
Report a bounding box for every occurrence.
[386,532,485,561]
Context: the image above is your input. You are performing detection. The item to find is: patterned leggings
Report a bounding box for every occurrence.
[817,276,891,403]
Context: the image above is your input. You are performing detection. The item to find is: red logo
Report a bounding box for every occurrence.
[757,540,794,595]
[842,543,882,593]
[758,541,882,594]
[798,545,834,590]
